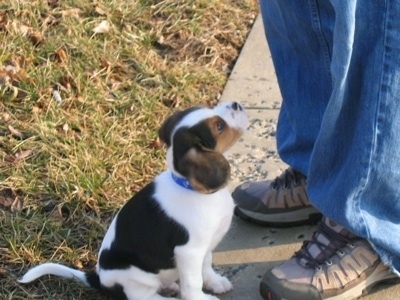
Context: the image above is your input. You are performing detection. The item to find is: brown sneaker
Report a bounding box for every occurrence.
[259,217,400,300]
[232,167,322,226]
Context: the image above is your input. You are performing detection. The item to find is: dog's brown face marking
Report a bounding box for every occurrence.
[158,102,247,194]
[202,116,243,154]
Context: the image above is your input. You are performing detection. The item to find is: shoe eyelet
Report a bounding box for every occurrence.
[348,243,355,249]
[326,260,333,266]
[316,266,323,271]
[337,250,345,256]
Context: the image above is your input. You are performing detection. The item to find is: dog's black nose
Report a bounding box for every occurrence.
[231,102,242,111]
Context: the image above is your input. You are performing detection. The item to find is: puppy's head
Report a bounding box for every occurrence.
[159,101,248,194]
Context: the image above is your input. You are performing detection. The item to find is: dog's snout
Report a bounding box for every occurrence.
[214,101,247,130]
[231,102,242,111]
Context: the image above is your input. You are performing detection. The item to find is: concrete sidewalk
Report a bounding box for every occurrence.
[215,15,400,300]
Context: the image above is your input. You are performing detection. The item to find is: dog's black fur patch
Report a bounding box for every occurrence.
[158,106,203,146]
[86,272,127,300]
[99,182,189,274]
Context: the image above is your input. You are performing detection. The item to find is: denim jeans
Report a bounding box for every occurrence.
[260,0,400,274]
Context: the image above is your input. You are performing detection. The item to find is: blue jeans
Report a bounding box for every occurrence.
[260,0,400,274]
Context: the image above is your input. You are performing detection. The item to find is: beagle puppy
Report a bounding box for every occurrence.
[19,101,248,300]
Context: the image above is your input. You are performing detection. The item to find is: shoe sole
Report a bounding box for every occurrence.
[259,264,400,300]
[327,269,400,300]
[234,206,322,227]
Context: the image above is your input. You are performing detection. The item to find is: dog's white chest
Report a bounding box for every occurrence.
[154,171,234,245]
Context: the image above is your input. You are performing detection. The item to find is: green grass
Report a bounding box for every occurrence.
[0,0,258,298]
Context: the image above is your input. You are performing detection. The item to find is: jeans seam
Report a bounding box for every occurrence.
[360,0,389,241]
[308,0,332,83]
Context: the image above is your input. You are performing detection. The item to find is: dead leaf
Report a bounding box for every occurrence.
[1,113,11,123]
[8,125,23,139]
[0,195,13,207]
[42,14,60,30]
[0,188,17,209]
[56,123,71,134]
[14,149,33,161]
[11,197,23,212]
[4,64,18,75]
[76,95,85,103]
[12,21,30,36]
[32,106,42,114]
[148,137,163,149]
[0,265,8,276]
[13,69,30,83]
[75,260,83,269]
[55,48,68,63]
[29,30,45,46]
[0,11,9,31]
[162,95,180,108]
[92,20,110,34]
[0,70,10,86]
[101,59,111,68]
[4,150,33,163]
[62,123,69,133]
[49,205,65,224]
[61,8,82,18]
[4,154,15,163]
[12,87,28,101]
[10,20,45,46]
[58,75,77,90]
[13,55,30,69]
[52,89,62,103]
[95,6,107,16]
[47,0,59,8]
[8,86,19,100]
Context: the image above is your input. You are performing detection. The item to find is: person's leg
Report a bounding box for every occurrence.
[262,0,334,174]
[260,0,400,299]
[233,0,334,225]
[307,0,400,272]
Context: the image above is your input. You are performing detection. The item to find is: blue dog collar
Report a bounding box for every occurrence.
[171,173,194,191]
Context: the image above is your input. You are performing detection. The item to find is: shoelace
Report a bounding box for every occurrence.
[294,221,354,269]
[271,168,305,189]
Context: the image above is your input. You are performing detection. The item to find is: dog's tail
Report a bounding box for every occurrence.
[18,263,101,290]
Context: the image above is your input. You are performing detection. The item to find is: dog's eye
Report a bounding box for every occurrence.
[216,119,225,134]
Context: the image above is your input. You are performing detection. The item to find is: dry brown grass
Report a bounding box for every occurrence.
[0,0,258,298]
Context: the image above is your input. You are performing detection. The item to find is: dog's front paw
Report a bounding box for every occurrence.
[182,292,219,300]
[200,294,219,300]
[159,282,180,297]
[203,274,233,294]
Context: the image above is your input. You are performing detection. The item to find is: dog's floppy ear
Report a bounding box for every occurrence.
[173,127,230,194]
[158,107,202,147]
